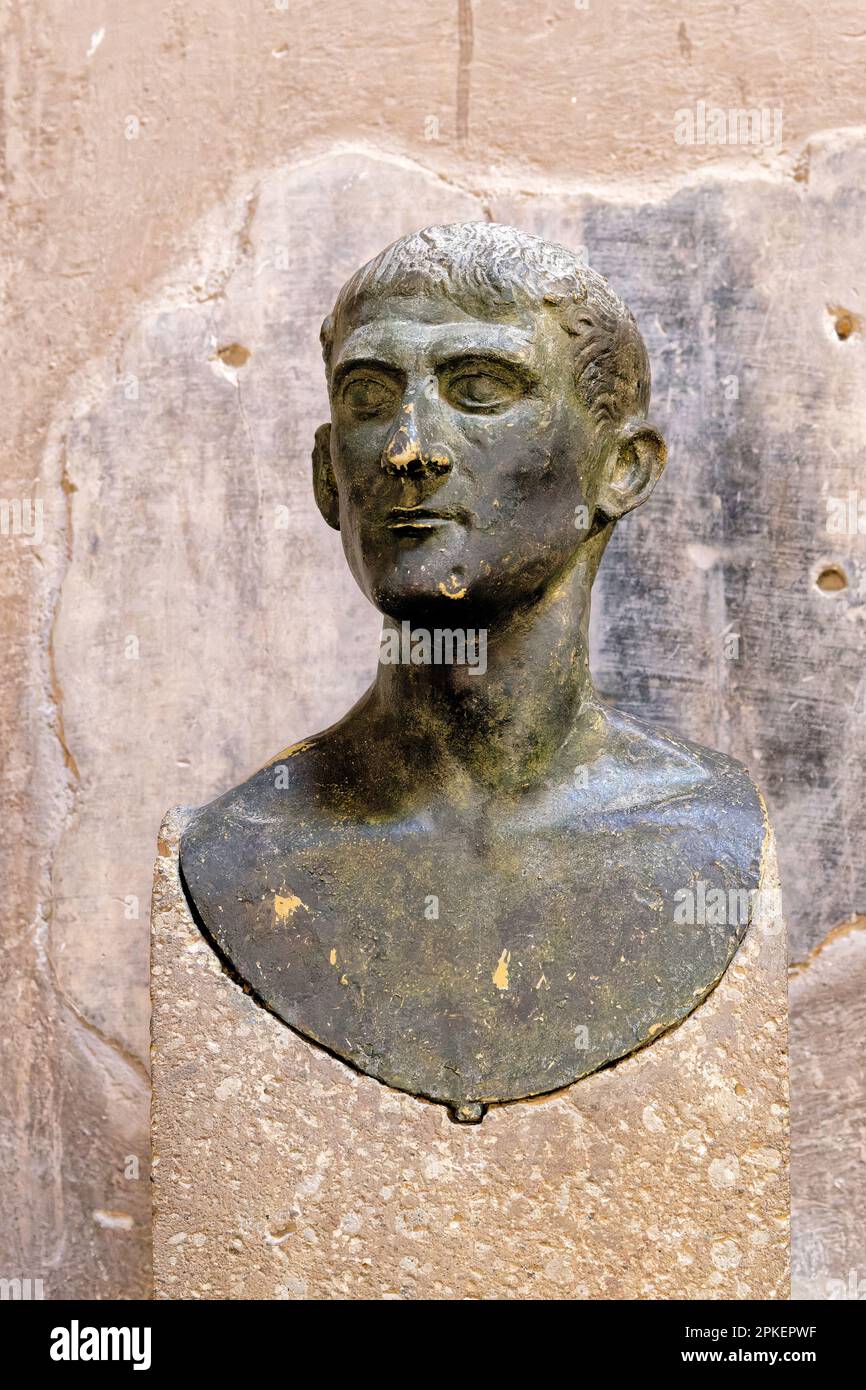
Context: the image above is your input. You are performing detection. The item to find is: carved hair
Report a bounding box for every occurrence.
[320,222,651,432]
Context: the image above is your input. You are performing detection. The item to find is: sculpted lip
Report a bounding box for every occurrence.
[385,505,471,531]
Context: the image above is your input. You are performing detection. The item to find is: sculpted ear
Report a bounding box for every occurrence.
[312,423,340,531]
[595,422,667,522]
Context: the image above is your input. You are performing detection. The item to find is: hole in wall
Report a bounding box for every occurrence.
[815,564,848,593]
[827,306,861,342]
[216,343,251,368]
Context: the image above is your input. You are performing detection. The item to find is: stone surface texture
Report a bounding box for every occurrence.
[790,920,866,1300]
[4,2,863,1299]
[153,808,789,1300]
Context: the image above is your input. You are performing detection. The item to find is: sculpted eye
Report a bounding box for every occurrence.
[445,371,519,411]
[342,376,398,418]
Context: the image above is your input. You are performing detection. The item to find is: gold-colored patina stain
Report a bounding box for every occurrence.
[273,892,305,921]
[492,949,511,991]
[438,574,467,599]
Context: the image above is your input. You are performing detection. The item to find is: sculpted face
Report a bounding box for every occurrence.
[316,291,644,624]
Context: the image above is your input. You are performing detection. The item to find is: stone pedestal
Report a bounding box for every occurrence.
[152,807,790,1300]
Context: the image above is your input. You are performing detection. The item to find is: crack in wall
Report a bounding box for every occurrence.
[46,443,80,784]
[38,429,151,1086]
[27,182,269,1088]
[47,943,151,1089]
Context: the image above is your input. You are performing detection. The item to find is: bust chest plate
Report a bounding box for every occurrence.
[180,765,766,1119]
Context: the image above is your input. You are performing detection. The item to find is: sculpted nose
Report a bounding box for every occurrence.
[380,402,452,478]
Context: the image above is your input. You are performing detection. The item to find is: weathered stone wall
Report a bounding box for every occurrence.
[2,0,864,1299]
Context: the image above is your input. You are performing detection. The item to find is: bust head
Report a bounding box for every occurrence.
[313,222,666,625]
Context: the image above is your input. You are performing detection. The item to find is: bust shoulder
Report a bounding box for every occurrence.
[177,706,769,1120]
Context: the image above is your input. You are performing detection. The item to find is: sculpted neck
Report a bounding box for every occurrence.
[365,544,604,794]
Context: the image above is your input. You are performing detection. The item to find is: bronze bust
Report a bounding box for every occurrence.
[180,224,766,1123]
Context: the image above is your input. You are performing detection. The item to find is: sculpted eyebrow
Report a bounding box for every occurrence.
[332,355,404,386]
[436,348,540,381]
